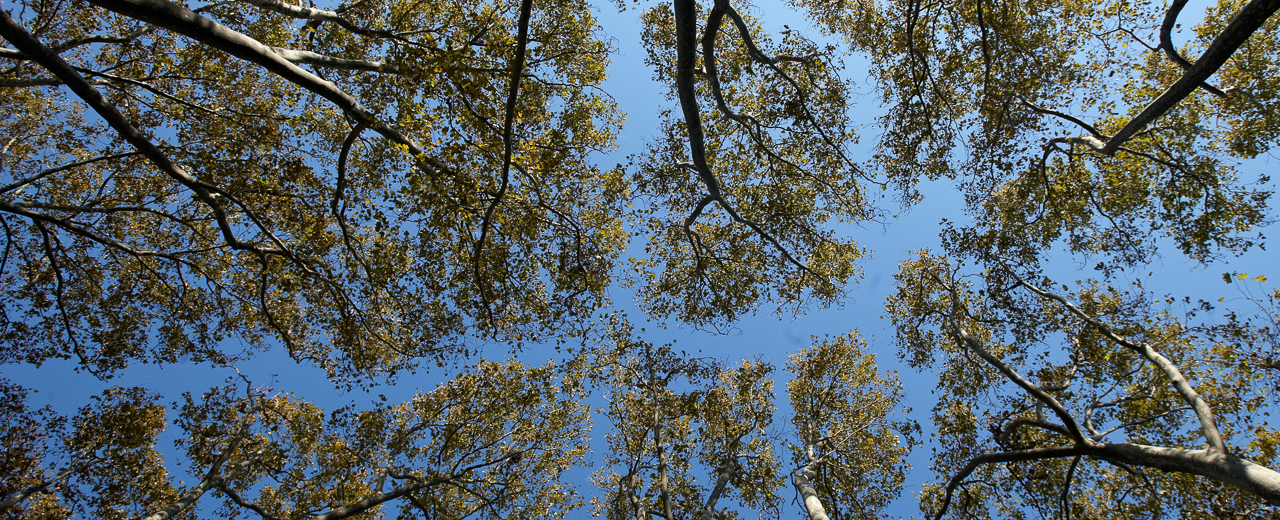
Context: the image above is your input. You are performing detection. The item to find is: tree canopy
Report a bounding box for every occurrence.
[1,0,1278,517]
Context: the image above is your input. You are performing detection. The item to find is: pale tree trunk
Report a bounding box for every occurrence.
[793,464,831,520]
[1091,443,1280,505]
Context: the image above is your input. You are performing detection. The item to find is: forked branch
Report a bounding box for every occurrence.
[1099,0,1279,154]
[672,0,822,280]
[1009,271,1226,453]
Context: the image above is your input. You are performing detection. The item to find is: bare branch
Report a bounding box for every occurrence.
[239,0,398,39]
[1019,97,1107,141]
[0,77,113,87]
[997,417,1073,445]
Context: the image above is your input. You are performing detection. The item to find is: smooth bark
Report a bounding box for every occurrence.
[793,464,832,520]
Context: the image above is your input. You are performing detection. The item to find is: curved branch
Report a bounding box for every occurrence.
[332,122,373,276]
[1011,272,1226,453]
[1101,0,1280,154]
[931,271,1087,445]
[1060,455,1081,519]
[0,151,143,194]
[83,0,437,167]
[998,417,1073,445]
[239,0,398,39]
[671,0,821,279]
[932,446,1086,520]
[1159,0,1228,98]
[0,10,282,256]
[471,0,533,326]
[1019,97,1107,141]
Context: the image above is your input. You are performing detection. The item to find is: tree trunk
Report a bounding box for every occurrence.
[793,465,831,520]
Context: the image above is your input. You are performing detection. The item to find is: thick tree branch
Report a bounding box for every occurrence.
[1100,0,1280,154]
[82,0,437,168]
[1090,443,1280,505]
[1159,0,1228,98]
[265,46,399,73]
[696,458,737,520]
[239,0,398,39]
[0,10,283,256]
[671,0,821,279]
[0,77,111,87]
[793,462,831,520]
[472,0,533,312]
[141,408,257,520]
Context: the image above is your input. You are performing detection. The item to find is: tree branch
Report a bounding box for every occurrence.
[1011,272,1227,453]
[1159,0,1229,98]
[141,406,258,520]
[83,0,437,168]
[931,271,1087,445]
[471,0,533,321]
[265,46,399,73]
[696,458,737,520]
[0,10,284,256]
[1100,0,1280,154]
[239,0,398,39]
[671,0,820,280]
[931,446,1086,520]
[0,151,143,194]
[793,462,831,520]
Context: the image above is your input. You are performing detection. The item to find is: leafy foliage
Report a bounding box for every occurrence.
[1,0,1279,517]
[0,0,625,382]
